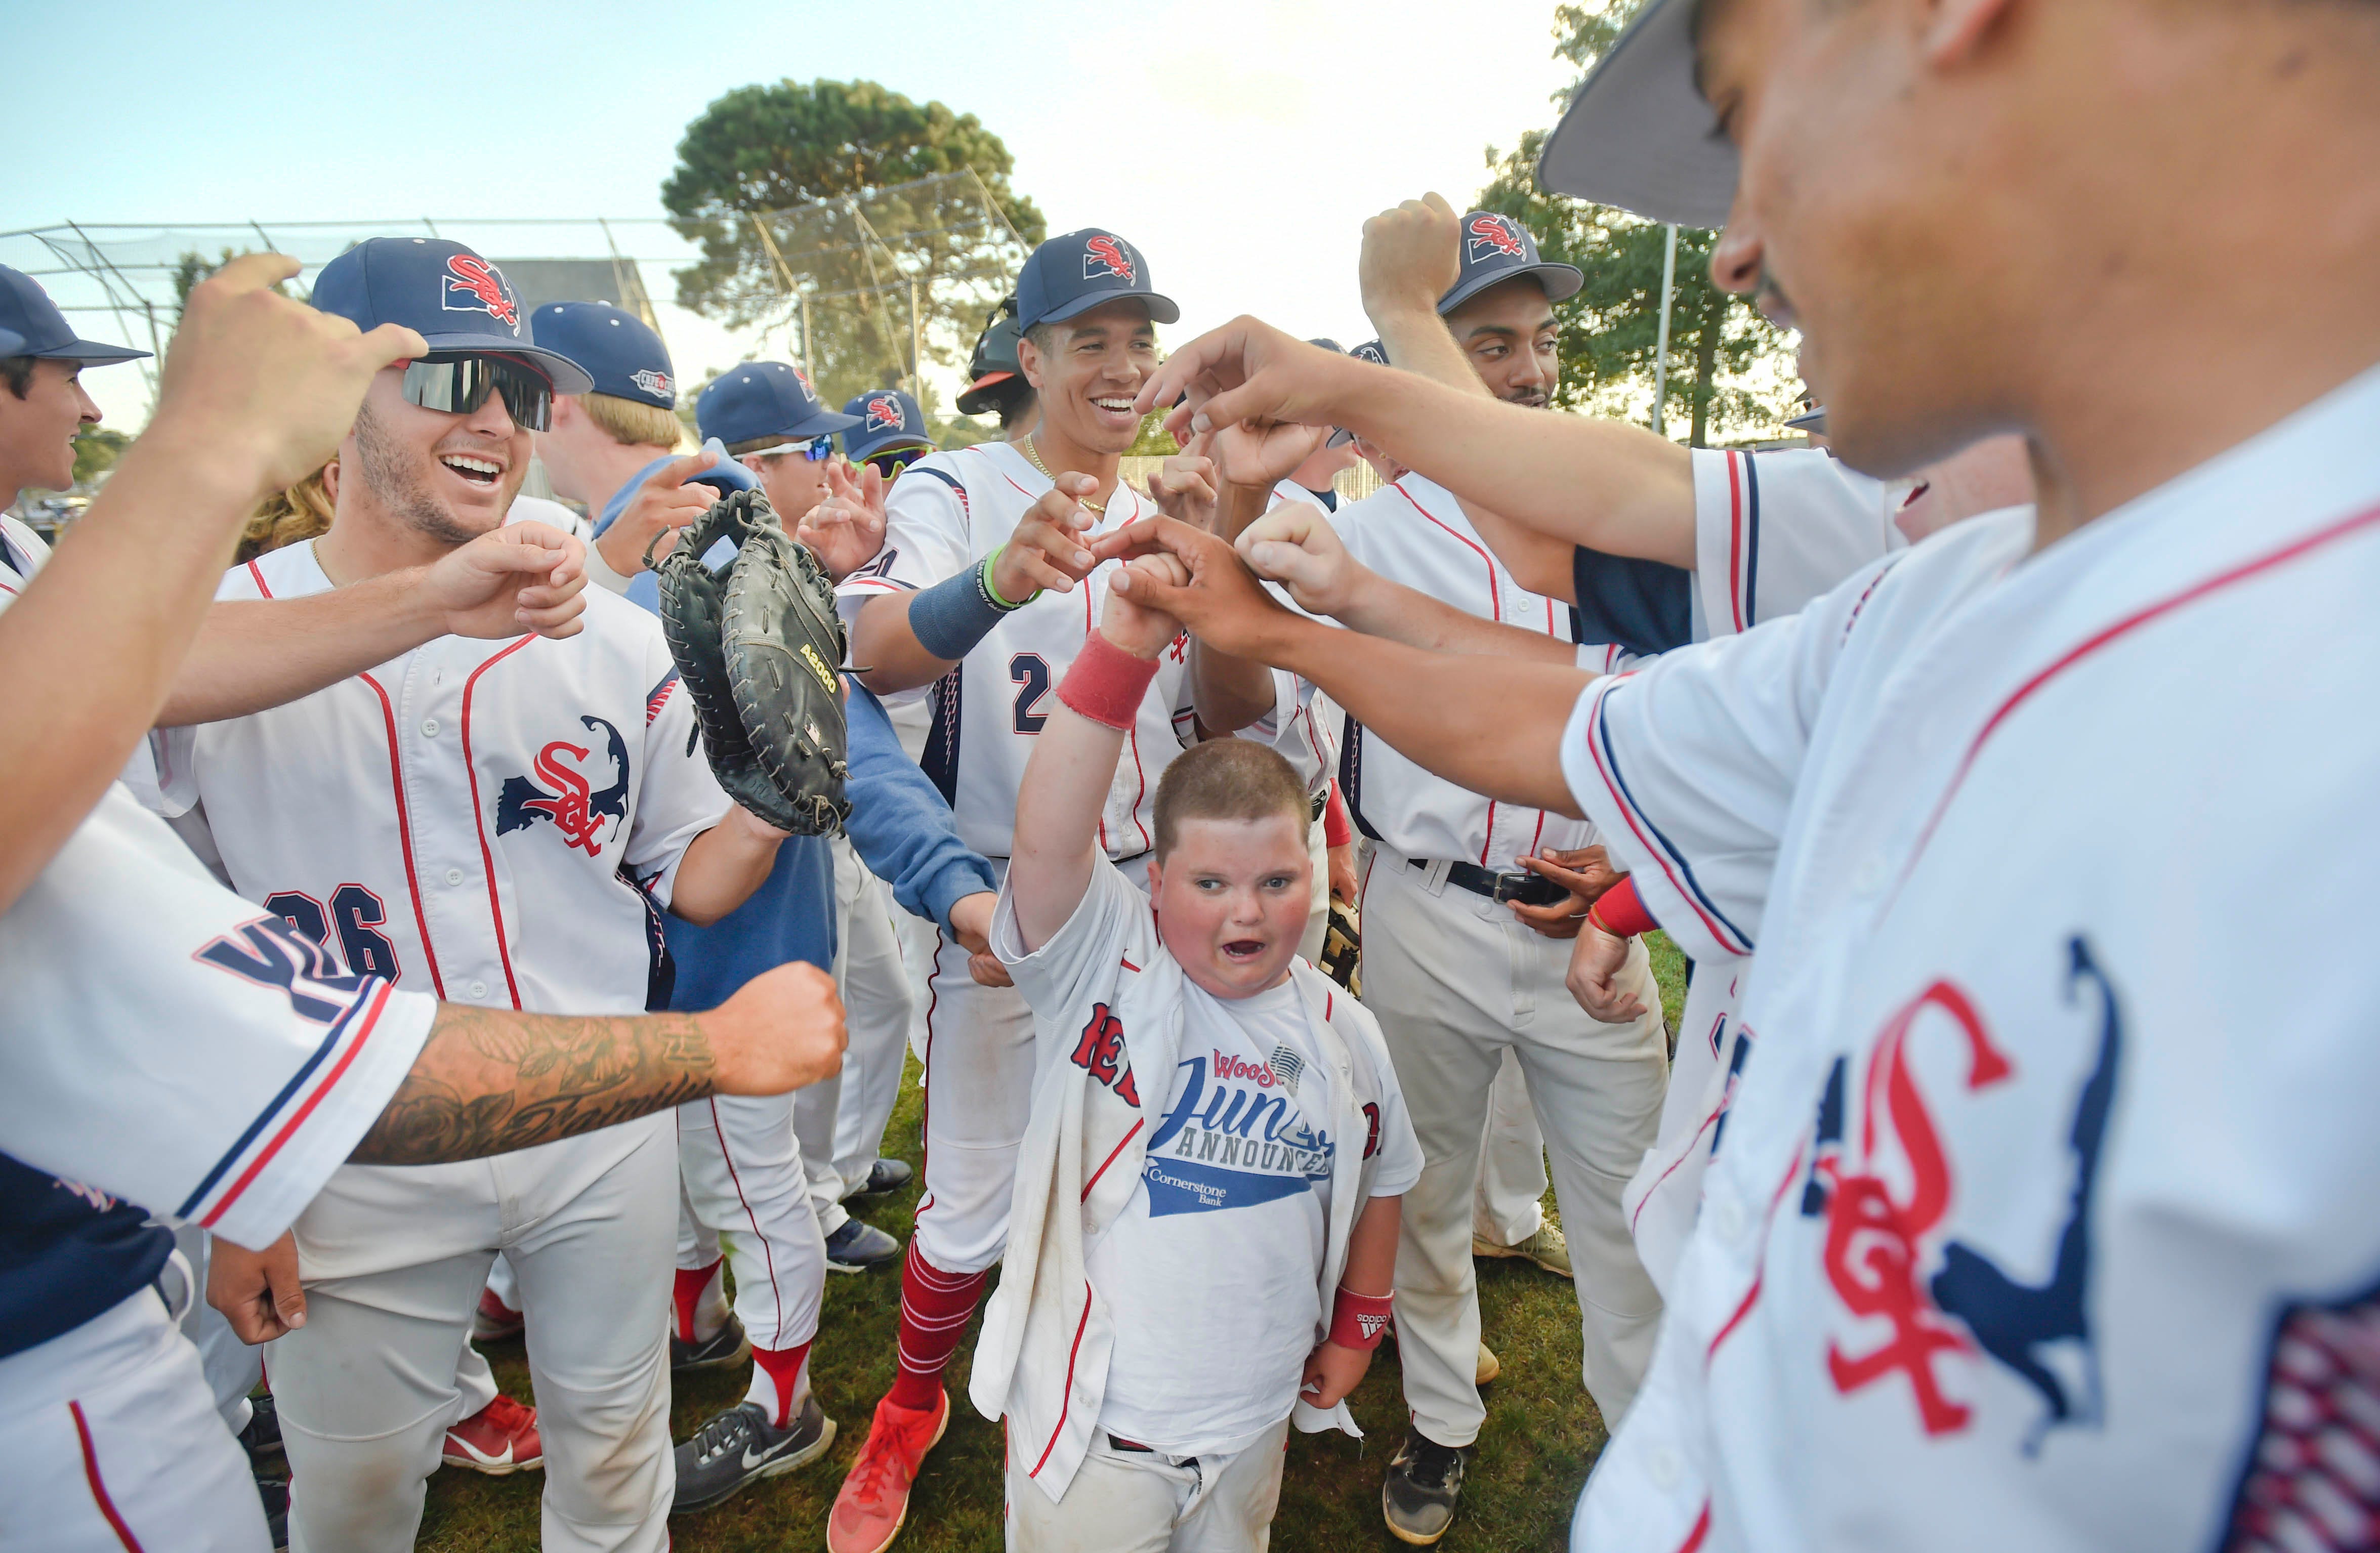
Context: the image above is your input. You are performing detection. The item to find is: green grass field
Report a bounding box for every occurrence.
[419,935,1690,1551]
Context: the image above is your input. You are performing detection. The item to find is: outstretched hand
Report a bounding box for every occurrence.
[156,253,426,500]
[1360,193,1465,325]
[1132,319,1357,449]
[429,520,589,640]
[596,448,727,577]
[994,473,1103,601]
[799,458,890,581]
[1235,501,1362,618]
[1095,516,1298,660]
[1099,552,1191,660]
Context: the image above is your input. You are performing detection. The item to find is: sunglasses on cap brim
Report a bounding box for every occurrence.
[400,354,554,433]
[747,435,838,463]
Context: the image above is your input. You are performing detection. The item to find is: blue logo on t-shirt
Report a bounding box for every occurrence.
[1141,1051,1332,1216]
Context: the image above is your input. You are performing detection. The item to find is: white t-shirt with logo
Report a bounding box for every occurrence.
[1089,972,1420,1455]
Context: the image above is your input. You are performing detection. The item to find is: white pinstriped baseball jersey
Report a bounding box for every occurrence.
[1568,365,2380,1552]
[836,440,1196,861]
[1328,473,1594,871]
[0,516,437,1250]
[150,538,730,1017]
[1622,448,1909,1293]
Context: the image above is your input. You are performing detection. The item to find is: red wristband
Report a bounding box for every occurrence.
[1327,1285,1395,1351]
[1585,874,1656,938]
[1056,634,1161,731]
[1323,780,1353,850]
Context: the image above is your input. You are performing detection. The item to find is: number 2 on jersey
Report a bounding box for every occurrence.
[264,884,402,982]
[1011,652,1052,734]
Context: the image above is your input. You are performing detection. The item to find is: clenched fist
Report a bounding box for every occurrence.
[703,962,848,1095]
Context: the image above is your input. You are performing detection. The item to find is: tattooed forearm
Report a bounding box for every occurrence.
[351,1006,718,1165]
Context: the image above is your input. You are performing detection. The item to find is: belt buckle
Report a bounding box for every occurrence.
[1489,870,1533,904]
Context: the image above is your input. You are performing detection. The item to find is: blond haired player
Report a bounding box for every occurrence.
[976,549,1419,1551]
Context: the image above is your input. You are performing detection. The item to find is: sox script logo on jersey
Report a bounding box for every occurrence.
[1567,364,2380,1552]
[835,439,1195,860]
[150,541,732,1016]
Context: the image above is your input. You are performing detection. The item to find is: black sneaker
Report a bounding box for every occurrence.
[841,1158,914,1202]
[256,1476,289,1551]
[670,1397,838,1515]
[671,1313,750,1374]
[238,1394,284,1472]
[823,1218,903,1273]
[1382,1428,1470,1546]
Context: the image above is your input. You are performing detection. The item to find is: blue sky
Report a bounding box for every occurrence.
[7,0,1577,428]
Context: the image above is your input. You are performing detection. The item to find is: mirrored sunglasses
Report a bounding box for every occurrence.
[865,446,930,479]
[751,434,837,464]
[400,354,554,433]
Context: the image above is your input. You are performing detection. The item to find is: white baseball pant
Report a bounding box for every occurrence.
[1004,1420,1289,1553]
[895,906,938,1065]
[268,1120,677,1553]
[828,836,916,1198]
[1359,851,1668,1445]
[674,1090,827,1371]
[176,1224,263,1435]
[1473,1051,1551,1247]
[0,1286,269,1552]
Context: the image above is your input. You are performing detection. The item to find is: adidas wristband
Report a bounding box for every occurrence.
[1327,1285,1395,1351]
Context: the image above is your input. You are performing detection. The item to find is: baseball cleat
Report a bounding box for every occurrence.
[1476,1341,1501,1386]
[826,1390,950,1553]
[237,1393,284,1472]
[1473,1221,1573,1279]
[842,1158,915,1201]
[472,1285,525,1342]
[255,1476,289,1552]
[824,1218,903,1273]
[1382,1428,1470,1545]
[672,1312,752,1374]
[441,1394,543,1475]
[670,1396,837,1515]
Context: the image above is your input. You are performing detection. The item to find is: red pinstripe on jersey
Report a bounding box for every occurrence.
[458,635,538,1008]
[356,671,447,997]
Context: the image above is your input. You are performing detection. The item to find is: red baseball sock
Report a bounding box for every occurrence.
[749,1340,814,1429]
[673,1259,723,1342]
[886,1244,989,1413]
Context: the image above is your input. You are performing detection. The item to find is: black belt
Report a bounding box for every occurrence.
[1411,855,1569,908]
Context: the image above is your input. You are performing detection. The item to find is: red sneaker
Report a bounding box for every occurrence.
[472,1286,524,1342]
[442,1394,543,1475]
[826,1391,950,1553]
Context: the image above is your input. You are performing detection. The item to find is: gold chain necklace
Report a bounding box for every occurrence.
[1019,434,1107,515]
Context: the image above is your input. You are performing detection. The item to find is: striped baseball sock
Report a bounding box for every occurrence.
[886,1244,989,1412]
[673,1259,726,1342]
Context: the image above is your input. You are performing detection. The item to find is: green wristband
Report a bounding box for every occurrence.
[980,544,1041,611]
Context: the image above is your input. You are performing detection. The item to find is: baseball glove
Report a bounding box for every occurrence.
[651,487,851,835]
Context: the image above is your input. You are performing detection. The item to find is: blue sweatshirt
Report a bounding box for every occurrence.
[596,465,996,1010]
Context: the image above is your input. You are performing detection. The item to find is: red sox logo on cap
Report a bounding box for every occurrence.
[1083,234,1136,283]
[791,365,818,398]
[1466,215,1527,263]
[864,395,904,432]
[442,256,520,330]
[631,368,672,398]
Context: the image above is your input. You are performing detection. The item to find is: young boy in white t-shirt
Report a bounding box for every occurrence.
[971,551,1421,1551]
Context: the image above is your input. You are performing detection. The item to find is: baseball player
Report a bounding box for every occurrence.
[0,256,845,1553]
[143,237,813,1553]
[843,387,936,478]
[1349,195,2036,1294]
[955,299,1037,439]
[1118,0,2380,1533]
[825,227,1275,1553]
[976,550,1421,1551]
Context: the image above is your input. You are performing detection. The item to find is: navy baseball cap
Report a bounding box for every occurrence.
[842,389,934,461]
[0,265,150,366]
[311,239,591,393]
[1786,404,1828,434]
[530,302,675,408]
[1440,213,1584,315]
[1537,0,1733,229]
[0,327,22,358]
[695,361,858,449]
[1014,229,1179,333]
[956,304,1025,415]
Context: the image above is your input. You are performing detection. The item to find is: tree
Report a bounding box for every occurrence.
[663,80,1047,413]
[72,428,132,485]
[171,249,298,322]
[1476,1,1798,445]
